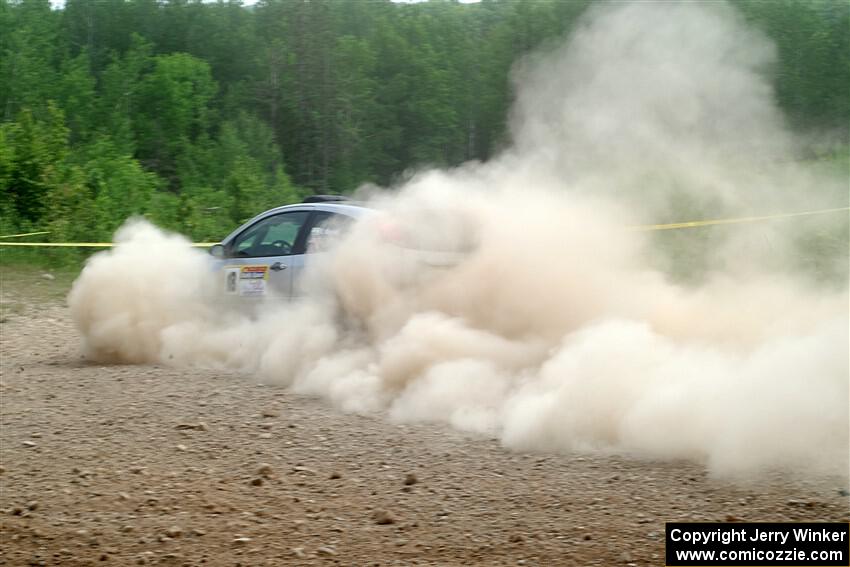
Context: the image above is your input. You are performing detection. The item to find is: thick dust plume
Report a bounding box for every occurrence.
[69,2,848,479]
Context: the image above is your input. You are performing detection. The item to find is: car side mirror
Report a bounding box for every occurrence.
[209,244,225,258]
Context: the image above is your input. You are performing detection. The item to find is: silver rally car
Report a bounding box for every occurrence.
[209,195,479,300]
[209,196,368,300]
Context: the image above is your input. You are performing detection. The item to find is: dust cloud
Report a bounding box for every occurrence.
[69,2,848,479]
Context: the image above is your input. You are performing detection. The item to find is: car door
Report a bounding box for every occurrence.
[221,210,311,299]
[291,210,357,299]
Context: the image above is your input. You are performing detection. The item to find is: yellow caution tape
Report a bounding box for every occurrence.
[0,242,216,247]
[631,206,849,231]
[0,207,846,247]
[0,230,52,239]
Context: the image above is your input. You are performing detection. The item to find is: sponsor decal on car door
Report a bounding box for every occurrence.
[223,265,270,297]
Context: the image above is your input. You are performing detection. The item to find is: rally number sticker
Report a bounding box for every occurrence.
[224,265,269,297]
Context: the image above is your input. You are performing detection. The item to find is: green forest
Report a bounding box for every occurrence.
[1,0,848,250]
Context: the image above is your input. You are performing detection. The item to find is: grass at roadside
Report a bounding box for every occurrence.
[0,261,82,321]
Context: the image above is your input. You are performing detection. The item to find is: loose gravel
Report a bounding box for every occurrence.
[1,291,847,566]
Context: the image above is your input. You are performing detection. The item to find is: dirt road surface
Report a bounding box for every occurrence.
[1,269,847,566]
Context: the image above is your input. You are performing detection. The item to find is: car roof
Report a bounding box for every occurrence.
[255,201,370,217]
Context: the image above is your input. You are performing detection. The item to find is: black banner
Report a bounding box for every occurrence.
[666,522,849,566]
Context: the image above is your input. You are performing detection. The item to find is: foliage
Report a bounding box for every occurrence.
[0,0,847,263]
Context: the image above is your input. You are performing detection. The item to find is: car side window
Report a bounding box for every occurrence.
[305,212,354,253]
[231,211,310,258]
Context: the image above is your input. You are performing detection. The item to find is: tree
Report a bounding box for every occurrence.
[0,0,60,121]
[134,52,217,188]
[97,33,154,156]
[0,104,69,226]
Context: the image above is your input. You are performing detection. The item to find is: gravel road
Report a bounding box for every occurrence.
[1,282,847,566]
